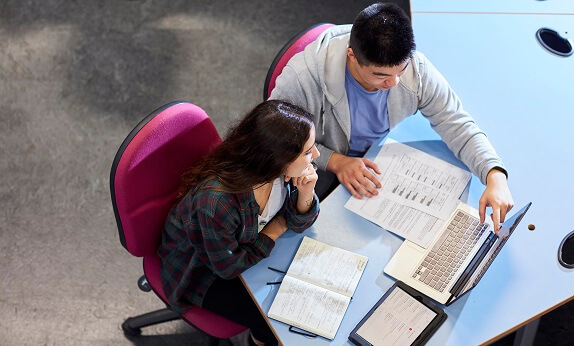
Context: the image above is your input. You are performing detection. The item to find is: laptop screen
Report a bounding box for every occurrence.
[452,202,532,301]
[497,202,532,239]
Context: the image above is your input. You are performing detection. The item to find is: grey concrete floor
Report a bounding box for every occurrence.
[1,1,572,346]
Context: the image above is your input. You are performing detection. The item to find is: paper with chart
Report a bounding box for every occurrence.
[345,139,471,248]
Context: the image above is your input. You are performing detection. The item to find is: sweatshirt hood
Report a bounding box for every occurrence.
[303,24,352,107]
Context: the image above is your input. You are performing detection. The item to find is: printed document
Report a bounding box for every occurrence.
[345,139,471,248]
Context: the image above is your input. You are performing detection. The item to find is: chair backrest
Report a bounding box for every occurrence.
[263,23,334,101]
[110,101,221,257]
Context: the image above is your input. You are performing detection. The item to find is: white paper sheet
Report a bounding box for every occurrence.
[345,139,471,248]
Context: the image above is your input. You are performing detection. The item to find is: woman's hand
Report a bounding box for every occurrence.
[285,163,318,214]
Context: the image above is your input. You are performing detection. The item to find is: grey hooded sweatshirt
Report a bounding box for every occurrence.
[270,25,505,185]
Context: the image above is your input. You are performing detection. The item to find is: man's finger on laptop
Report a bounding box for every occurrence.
[479,200,487,224]
[491,210,501,232]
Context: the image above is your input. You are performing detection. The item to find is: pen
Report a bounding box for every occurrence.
[268,266,287,274]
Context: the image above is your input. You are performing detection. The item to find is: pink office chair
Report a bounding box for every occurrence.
[110,101,247,343]
[263,23,334,101]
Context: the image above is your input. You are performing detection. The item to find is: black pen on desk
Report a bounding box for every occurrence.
[268,266,287,274]
[266,281,283,285]
[266,267,286,285]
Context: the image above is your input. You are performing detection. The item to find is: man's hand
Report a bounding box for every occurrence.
[479,169,514,233]
[327,152,382,199]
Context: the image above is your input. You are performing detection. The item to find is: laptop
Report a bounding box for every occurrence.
[384,202,532,305]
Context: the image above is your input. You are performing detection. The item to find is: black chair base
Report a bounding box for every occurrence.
[121,307,223,345]
[122,307,180,336]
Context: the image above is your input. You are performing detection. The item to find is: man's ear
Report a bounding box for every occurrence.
[347,47,357,62]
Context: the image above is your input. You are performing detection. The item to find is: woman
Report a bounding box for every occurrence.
[158,100,320,345]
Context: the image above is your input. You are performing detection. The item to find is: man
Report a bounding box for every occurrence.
[269,2,513,231]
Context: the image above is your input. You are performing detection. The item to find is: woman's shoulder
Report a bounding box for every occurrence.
[185,178,253,215]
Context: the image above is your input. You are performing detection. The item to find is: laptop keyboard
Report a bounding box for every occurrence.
[411,210,489,292]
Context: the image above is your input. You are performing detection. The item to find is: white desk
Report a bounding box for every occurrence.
[408,11,574,343]
[410,0,574,15]
[242,109,569,345]
[243,10,574,346]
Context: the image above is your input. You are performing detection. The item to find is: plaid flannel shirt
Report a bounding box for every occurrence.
[157,178,319,313]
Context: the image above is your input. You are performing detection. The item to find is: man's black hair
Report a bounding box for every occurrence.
[350,2,416,67]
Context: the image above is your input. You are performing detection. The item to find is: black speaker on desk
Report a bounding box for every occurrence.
[558,230,574,269]
[536,28,573,57]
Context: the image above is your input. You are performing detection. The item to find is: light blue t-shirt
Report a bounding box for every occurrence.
[345,66,390,157]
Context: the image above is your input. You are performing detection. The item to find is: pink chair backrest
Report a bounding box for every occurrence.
[263,23,334,100]
[111,102,221,257]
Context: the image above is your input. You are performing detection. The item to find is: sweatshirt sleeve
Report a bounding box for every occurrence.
[416,53,506,184]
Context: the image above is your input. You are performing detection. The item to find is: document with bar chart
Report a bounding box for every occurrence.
[345,139,471,248]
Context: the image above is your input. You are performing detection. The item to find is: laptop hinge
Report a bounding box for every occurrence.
[450,232,497,297]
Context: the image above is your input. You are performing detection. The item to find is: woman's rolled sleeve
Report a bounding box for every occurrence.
[280,188,320,233]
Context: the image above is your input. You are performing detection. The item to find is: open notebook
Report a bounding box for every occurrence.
[385,202,531,305]
[267,236,368,340]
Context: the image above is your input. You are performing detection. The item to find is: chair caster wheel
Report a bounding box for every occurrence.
[137,276,152,292]
[122,320,142,336]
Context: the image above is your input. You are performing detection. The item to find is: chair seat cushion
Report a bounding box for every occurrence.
[143,255,247,338]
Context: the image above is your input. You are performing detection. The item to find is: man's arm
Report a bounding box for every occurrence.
[416,52,504,185]
[415,53,513,229]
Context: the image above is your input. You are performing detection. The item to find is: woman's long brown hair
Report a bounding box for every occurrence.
[178,100,315,197]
